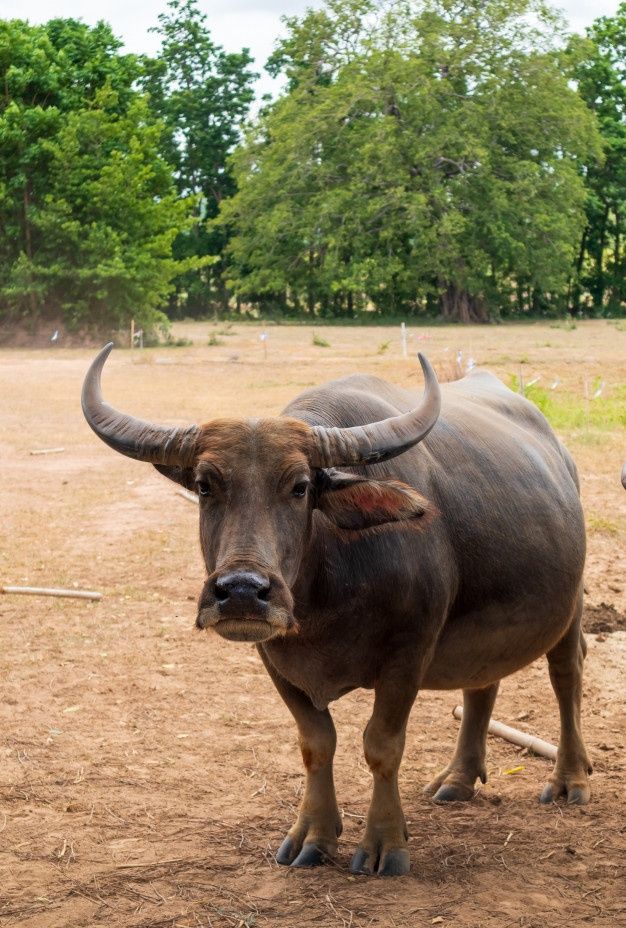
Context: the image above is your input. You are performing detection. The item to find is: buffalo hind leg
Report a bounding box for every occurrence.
[259,651,341,868]
[541,598,592,805]
[350,671,419,877]
[424,682,499,802]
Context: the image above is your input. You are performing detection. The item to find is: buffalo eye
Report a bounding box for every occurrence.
[292,480,309,499]
[196,480,212,498]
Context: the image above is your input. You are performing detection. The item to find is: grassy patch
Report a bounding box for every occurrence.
[207,333,224,346]
[587,515,620,536]
[377,340,391,354]
[549,319,577,331]
[510,379,626,431]
[312,333,330,347]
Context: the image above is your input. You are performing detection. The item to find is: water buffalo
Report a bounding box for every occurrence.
[82,344,591,876]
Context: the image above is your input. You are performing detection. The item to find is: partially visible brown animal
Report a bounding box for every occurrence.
[82,345,591,876]
[622,462,626,488]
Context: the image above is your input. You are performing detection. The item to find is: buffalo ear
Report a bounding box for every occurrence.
[153,464,197,492]
[314,469,432,531]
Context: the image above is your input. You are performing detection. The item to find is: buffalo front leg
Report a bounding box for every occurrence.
[423,682,499,802]
[350,674,419,877]
[541,597,592,805]
[259,651,341,868]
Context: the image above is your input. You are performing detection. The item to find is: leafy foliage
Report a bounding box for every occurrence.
[0,17,199,334]
[142,0,256,317]
[572,3,626,314]
[220,0,602,320]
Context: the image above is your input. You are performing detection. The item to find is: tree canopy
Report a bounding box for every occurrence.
[0,0,624,333]
[142,0,256,317]
[572,2,626,314]
[0,17,199,335]
[220,0,602,321]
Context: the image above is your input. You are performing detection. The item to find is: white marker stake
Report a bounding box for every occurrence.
[260,331,268,360]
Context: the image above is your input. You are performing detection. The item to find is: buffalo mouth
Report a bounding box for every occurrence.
[196,604,297,642]
[212,618,277,643]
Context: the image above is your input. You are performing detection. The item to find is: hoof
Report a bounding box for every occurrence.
[290,843,331,868]
[276,836,297,866]
[566,786,590,806]
[378,847,410,876]
[433,782,475,803]
[349,846,410,876]
[349,847,372,875]
[539,782,590,806]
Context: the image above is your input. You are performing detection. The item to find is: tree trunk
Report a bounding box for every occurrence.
[592,203,610,309]
[22,181,38,317]
[570,225,588,315]
[439,282,488,323]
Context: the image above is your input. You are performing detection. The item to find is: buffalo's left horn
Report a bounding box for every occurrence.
[81,343,200,466]
[311,353,441,467]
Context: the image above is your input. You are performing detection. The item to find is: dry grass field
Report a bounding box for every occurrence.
[1,319,625,928]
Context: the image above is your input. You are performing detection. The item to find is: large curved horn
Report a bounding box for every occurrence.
[81,343,200,466]
[310,353,441,467]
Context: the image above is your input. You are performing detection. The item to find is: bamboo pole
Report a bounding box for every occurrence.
[1,586,102,601]
[452,705,557,761]
[30,447,65,456]
[175,488,199,504]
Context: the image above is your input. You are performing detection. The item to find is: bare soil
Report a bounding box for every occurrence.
[1,320,625,927]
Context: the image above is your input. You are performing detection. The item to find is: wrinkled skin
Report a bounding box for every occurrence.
[87,363,591,876]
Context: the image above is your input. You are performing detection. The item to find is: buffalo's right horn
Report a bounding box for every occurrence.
[81,343,200,466]
[310,353,441,468]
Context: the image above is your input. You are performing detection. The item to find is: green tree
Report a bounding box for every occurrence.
[0,18,196,334]
[221,0,601,321]
[572,4,626,313]
[143,0,256,317]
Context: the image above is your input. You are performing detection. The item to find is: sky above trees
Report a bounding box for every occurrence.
[0,0,620,98]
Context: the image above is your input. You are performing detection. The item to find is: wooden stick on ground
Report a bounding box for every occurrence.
[175,488,199,504]
[29,447,65,456]
[1,586,102,601]
[452,705,557,761]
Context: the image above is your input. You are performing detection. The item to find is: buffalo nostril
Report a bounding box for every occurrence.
[214,583,229,603]
[213,572,271,608]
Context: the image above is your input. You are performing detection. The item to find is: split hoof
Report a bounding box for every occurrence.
[276,835,334,868]
[540,780,590,806]
[349,846,410,876]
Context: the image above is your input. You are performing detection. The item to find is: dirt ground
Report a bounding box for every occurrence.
[1,319,625,928]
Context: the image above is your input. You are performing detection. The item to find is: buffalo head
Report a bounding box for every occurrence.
[82,344,440,643]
